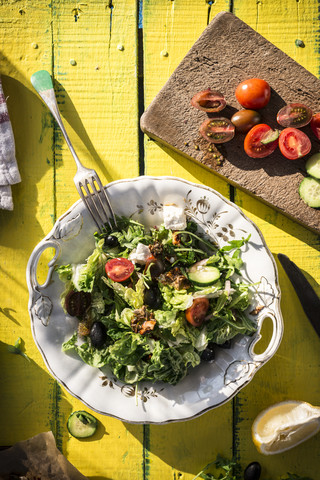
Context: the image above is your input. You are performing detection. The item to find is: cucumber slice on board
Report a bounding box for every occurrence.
[188,264,220,286]
[305,153,320,179]
[67,411,98,438]
[299,176,320,208]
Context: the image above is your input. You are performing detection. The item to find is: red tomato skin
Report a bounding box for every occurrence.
[235,78,271,110]
[105,258,134,282]
[310,113,320,140]
[244,124,278,158]
[279,128,312,160]
[185,298,210,327]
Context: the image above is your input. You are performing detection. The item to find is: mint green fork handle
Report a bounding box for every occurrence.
[31,70,82,171]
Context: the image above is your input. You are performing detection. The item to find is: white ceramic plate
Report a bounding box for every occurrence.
[27,176,283,424]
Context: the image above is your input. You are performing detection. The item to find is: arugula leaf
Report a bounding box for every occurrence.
[7,337,30,362]
[192,455,238,480]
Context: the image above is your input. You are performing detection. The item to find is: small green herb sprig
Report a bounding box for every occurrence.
[7,337,30,362]
[192,455,313,480]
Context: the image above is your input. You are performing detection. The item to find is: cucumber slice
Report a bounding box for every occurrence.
[305,153,320,179]
[188,264,220,286]
[67,411,98,438]
[299,176,320,208]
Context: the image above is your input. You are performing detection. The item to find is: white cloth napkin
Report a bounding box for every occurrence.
[0,77,20,210]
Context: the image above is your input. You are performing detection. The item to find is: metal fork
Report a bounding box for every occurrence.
[31,70,116,231]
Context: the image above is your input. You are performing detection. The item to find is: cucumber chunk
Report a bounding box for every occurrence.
[299,176,320,208]
[305,153,320,179]
[188,264,220,286]
[67,411,98,438]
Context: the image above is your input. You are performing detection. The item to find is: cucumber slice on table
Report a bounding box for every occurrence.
[299,176,320,208]
[305,153,320,179]
[67,411,98,438]
[188,264,220,286]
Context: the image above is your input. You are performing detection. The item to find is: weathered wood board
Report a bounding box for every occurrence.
[141,11,320,235]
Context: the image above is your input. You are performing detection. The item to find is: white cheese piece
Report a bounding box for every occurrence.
[163,203,187,231]
[128,243,151,264]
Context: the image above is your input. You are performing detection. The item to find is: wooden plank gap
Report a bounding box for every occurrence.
[138,0,145,176]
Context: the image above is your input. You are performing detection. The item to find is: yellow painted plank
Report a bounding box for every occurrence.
[49,1,144,478]
[230,1,320,477]
[143,0,231,200]
[51,0,141,218]
[143,3,239,480]
[0,1,57,445]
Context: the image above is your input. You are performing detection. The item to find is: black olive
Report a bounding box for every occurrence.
[90,321,107,349]
[244,462,261,480]
[149,258,165,279]
[144,285,162,309]
[201,346,215,362]
[104,235,119,248]
[65,290,91,317]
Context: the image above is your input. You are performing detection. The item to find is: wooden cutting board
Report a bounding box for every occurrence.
[140,11,320,235]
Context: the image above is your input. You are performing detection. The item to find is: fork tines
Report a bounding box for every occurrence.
[77,175,117,231]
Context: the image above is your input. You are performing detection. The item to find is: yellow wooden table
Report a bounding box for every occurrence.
[0,1,319,479]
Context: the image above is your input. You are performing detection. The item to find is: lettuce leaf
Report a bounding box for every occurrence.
[159,284,193,311]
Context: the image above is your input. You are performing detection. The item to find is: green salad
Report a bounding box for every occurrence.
[56,214,257,386]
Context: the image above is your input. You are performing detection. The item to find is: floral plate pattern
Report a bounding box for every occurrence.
[27,176,283,424]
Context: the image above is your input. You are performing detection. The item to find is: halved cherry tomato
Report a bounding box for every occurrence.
[244,124,279,158]
[231,109,261,133]
[191,88,226,112]
[65,290,91,317]
[277,103,312,128]
[105,258,134,282]
[185,298,209,327]
[235,78,271,110]
[310,113,320,140]
[199,117,235,144]
[279,127,311,160]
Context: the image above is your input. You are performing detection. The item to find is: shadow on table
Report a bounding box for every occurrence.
[0,340,72,450]
[52,78,112,184]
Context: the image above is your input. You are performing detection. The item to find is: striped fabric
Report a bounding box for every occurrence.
[0,77,20,210]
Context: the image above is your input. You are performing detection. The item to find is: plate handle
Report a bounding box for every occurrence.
[27,240,61,291]
[248,308,283,363]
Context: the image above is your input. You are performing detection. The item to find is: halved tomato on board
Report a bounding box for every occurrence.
[191,88,226,112]
[279,128,311,160]
[244,124,279,158]
[185,297,209,327]
[310,113,320,140]
[277,103,312,128]
[105,258,134,282]
[200,117,235,144]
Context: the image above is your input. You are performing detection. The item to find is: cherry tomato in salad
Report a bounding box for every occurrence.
[185,297,209,327]
[235,78,271,110]
[310,113,320,140]
[279,127,311,160]
[231,109,261,133]
[277,103,312,128]
[199,117,235,144]
[244,124,279,158]
[191,88,226,112]
[105,258,134,282]
[65,290,91,317]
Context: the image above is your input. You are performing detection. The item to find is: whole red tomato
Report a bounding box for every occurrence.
[235,78,271,110]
